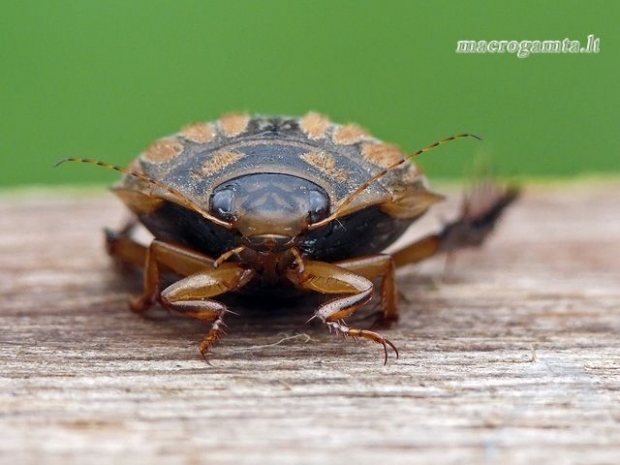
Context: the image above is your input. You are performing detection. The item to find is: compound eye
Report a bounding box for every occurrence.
[210,185,236,221]
[308,189,330,223]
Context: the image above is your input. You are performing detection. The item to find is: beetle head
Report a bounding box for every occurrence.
[210,173,330,252]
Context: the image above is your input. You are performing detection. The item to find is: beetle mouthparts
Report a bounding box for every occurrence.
[244,234,295,252]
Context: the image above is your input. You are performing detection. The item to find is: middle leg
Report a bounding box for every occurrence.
[286,260,398,363]
[336,254,398,322]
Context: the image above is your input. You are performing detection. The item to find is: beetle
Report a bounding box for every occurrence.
[58,112,518,363]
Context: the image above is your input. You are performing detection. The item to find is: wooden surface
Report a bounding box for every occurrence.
[1,182,619,465]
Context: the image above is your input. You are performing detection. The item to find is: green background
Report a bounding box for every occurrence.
[1,0,618,187]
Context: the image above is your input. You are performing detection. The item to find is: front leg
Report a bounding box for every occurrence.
[110,238,254,359]
[129,240,218,313]
[159,264,254,358]
[286,260,398,363]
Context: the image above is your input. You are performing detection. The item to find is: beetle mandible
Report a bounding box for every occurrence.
[58,112,518,363]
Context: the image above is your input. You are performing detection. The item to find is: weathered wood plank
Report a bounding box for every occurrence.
[1,182,619,465]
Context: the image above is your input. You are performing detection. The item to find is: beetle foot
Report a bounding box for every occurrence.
[325,320,399,364]
[198,315,227,360]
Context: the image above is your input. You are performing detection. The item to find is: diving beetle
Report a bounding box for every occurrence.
[58,112,518,363]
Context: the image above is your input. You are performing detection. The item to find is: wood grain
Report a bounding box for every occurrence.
[1,182,619,465]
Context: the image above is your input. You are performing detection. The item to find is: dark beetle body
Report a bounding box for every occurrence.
[140,197,412,263]
[120,113,433,270]
[73,112,518,362]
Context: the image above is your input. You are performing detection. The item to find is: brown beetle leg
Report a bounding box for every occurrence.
[392,185,519,269]
[105,225,148,270]
[130,240,217,313]
[286,261,398,363]
[158,264,255,358]
[391,235,442,268]
[114,238,254,358]
[336,254,398,322]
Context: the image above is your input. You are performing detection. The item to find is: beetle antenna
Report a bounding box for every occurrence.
[308,133,481,230]
[54,157,233,229]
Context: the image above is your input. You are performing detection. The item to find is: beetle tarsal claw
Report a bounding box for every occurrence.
[324,320,399,364]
